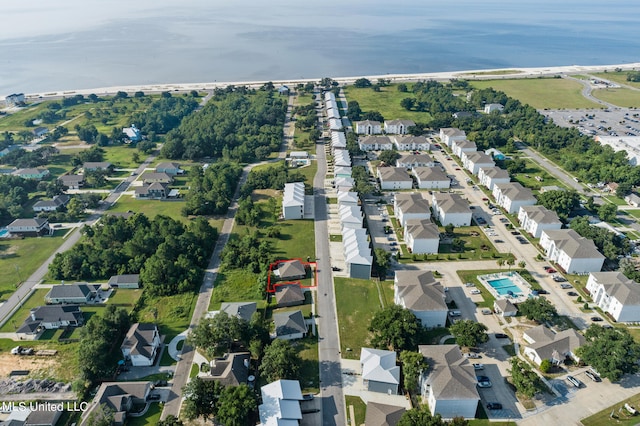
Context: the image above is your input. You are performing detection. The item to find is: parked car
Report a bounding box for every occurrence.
[464,352,481,359]
[472,363,484,370]
[470,289,481,295]
[465,282,475,287]
[553,276,567,282]
[567,291,578,296]
[495,333,509,339]
[494,239,503,243]
[154,380,168,387]
[481,308,492,315]
[591,316,603,322]
[476,376,492,388]
[585,370,601,382]
[567,375,583,388]
[486,402,503,410]
[560,283,573,289]
[537,289,549,294]
[302,393,315,401]
[545,267,557,273]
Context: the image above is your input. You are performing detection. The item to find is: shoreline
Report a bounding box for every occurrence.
[9,62,640,101]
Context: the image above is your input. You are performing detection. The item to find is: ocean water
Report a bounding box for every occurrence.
[0,0,638,94]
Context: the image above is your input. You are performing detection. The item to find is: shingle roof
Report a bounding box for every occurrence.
[494,298,518,313]
[432,193,470,214]
[365,402,406,426]
[121,323,158,359]
[46,283,97,300]
[378,167,412,182]
[220,302,257,322]
[413,167,449,182]
[108,274,140,285]
[276,260,306,279]
[395,270,447,312]
[207,352,250,386]
[405,219,440,240]
[395,192,430,214]
[520,205,561,225]
[480,166,510,179]
[274,310,307,337]
[495,182,536,202]
[360,348,400,385]
[275,284,305,306]
[543,229,604,259]
[418,345,480,400]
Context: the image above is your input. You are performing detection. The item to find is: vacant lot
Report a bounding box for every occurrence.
[109,196,188,222]
[470,78,601,109]
[581,391,640,426]
[592,88,640,108]
[591,71,640,89]
[343,85,433,123]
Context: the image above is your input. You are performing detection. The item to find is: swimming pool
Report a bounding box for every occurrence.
[0,229,8,238]
[486,277,524,296]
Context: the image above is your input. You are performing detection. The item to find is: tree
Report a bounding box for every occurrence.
[537,190,580,220]
[259,339,301,382]
[400,98,416,110]
[400,350,428,392]
[368,305,419,352]
[518,297,557,323]
[539,359,552,373]
[518,260,526,269]
[353,78,372,88]
[508,357,543,398]
[597,203,617,222]
[378,149,400,165]
[505,158,526,174]
[506,257,515,270]
[444,223,455,235]
[182,377,224,421]
[449,319,489,348]
[576,325,640,382]
[398,405,466,426]
[373,247,391,278]
[452,238,465,252]
[157,416,183,426]
[85,403,115,426]
[397,83,408,92]
[347,101,362,121]
[216,384,257,426]
[496,259,505,269]
[187,312,249,358]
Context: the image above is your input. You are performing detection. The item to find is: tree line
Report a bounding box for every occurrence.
[183,162,243,216]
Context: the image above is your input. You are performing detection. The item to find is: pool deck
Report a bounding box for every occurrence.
[478,271,531,304]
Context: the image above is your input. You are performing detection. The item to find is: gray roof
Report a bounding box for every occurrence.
[276,260,306,279]
[397,153,432,165]
[440,128,466,138]
[526,327,585,361]
[455,140,477,150]
[480,166,510,179]
[494,298,518,313]
[275,284,305,305]
[25,409,61,426]
[405,219,439,240]
[33,194,70,210]
[464,151,494,164]
[46,283,97,300]
[378,167,412,182]
[220,302,257,322]
[155,162,181,170]
[108,274,140,285]
[360,135,392,146]
[59,174,84,183]
[385,119,415,127]
[395,192,429,214]
[207,352,250,386]
[432,192,470,214]
[8,218,49,228]
[365,402,406,426]
[519,205,561,225]
[85,381,151,424]
[83,162,112,169]
[140,172,172,183]
[121,323,158,359]
[419,345,480,400]
[29,304,83,324]
[543,229,604,259]
[413,167,449,182]
[274,310,307,337]
[394,135,428,146]
[524,325,557,343]
[395,270,447,312]
[590,272,640,306]
[495,182,536,202]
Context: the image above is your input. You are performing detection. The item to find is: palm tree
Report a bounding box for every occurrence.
[506,258,515,271]
[496,259,505,269]
[518,260,526,269]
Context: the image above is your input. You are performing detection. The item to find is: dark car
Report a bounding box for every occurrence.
[495,333,509,339]
[591,316,603,322]
[486,402,503,410]
[332,266,341,271]
[537,289,549,294]
[567,291,578,296]
[302,393,315,401]
[553,276,567,282]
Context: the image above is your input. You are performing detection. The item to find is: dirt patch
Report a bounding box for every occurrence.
[0,353,60,379]
[0,244,19,258]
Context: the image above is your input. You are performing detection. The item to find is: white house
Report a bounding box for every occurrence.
[518,205,563,238]
[393,135,430,151]
[396,153,435,168]
[359,135,393,151]
[418,345,480,420]
[33,194,70,212]
[404,219,440,255]
[452,140,477,158]
[492,182,536,214]
[439,128,466,148]
[384,119,415,135]
[540,229,605,274]
[273,310,307,340]
[337,191,359,206]
[120,323,161,367]
[334,165,352,178]
[377,167,413,190]
[355,120,382,135]
[461,151,495,175]
[282,182,305,220]
[360,348,400,394]
[259,380,303,426]
[413,167,450,189]
[523,325,585,366]
[484,103,504,114]
[586,272,640,322]
[331,131,347,149]
[7,218,52,237]
[394,270,447,327]
[339,204,363,229]
[478,166,510,190]
[328,117,343,131]
[394,193,430,226]
[431,193,472,226]
[333,150,351,167]
[342,227,372,279]
[494,299,518,317]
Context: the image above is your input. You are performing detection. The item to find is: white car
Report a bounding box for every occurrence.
[473,363,484,370]
[470,289,481,295]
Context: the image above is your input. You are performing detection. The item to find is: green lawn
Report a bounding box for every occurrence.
[335,277,383,359]
[510,159,566,191]
[209,269,264,310]
[345,396,367,426]
[296,336,320,393]
[0,234,69,300]
[0,288,50,332]
[109,197,188,223]
[592,88,640,108]
[470,78,601,109]
[126,402,162,426]
[343,85,433,123]
[137,293,198,341]
[591,71,640,89]
[102,146,143,169]
[581,392,640,425]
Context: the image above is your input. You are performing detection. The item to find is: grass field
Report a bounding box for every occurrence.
[591,71,640,89]
[296,336,320,393]
[510,158,566,191]
[343,85,433,123]
[0,288,50,332]
[0,234,69,300]
[209,269,264,310]
[102,145,143,168]
[126,402,162,426]
[109,196,188,222]
[581,392,640,425]
[470,78,601,109]
[592,88,640,108]
[335,277,383,359]
[138,292,198,341]
[345,396,367,426]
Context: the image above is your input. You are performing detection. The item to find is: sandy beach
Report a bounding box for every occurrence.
[15,62,640,101]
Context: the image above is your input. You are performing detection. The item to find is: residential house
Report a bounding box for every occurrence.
[540,229,605,274]
[518,205,563,238]
[4,93,25,106]
[342,227,373,279]
[586,272,640,322]
[206,352,251,386]
[274,259,306,280]
[17,305,84,338]
[625,193,640,207]
[259,379,303,426]
[359,135,393,151]
[282,182,305,220]
[384,119,415,135]
[339,204,363,229]
[220,302,257,323]
[108,274,140,289]
[81,382,151,426]
[523,325,585,366]
[431,193,472,227]
[32,127,49,138]
[394,193,430,227]
[83,162,113,172]
[377,167,413,190]
[337,191,359,206]
[155,162,183,175]
[24,409,63,426]
[275,284,305,307]
[33,194,70,212]
[328,117,343,131]
[334,166,352,178]
[273,310,307,340]
[122,125,142,142]
[13,168,50,180]
[140,172,172,184]
[7,218,52,237]
[394,270,447,328]
[396,153,435,168]
[413,167,450,190]
[484,103,504,114]
[335,176,355,192]
[478,167,510,191]
[120,323,161,367]
[331,131,347,149]
[492,182,536,214]
[493,299,518,317]
[404,219,440,255]
[355,120,382,135]
[333,150,351,167]
[418,345,480,419]
[452,140,477,158]
[461,151,495,175]
[326,107,340,119]
[438,128,466,148]
[59,174,84,190]
[360,348,400,394]
[365,402,406,426]
[0,145,20,157]
[134,182,168,199]
[45,283,98,304]
[393,135,430,151]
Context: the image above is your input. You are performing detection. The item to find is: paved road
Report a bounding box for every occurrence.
[313,129,346,425]
[563,75,617,109]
